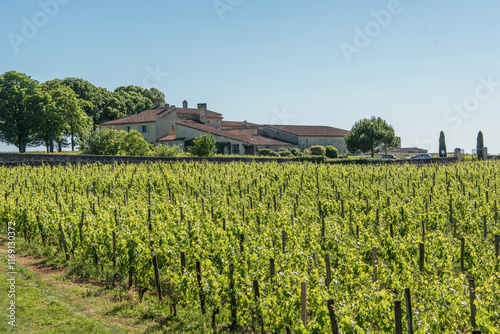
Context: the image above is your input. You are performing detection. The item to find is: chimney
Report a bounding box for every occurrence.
[154,99,161,108]
[198,103,207,124]
[183,100,188,108]
[244,120,248,128]
[164,103,170,109]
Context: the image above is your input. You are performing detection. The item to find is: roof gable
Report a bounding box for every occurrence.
[101,107,172,125]
[101,106,223,126]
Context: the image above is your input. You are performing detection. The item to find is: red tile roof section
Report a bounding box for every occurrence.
[101,107,171,125]
[222,121,261,128]
[177,122,292,146]
[264,125,349,137]
[177,108,222,118]
[157,134,180,142]
[101,106,222,125]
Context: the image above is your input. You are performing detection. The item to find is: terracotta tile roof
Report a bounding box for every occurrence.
[177,122,293,146]
[222,121,261,128]
[101,107,171,125]
[177,108,222,118]
[264,125,349,137]
[157,134,180,142]
[100,106,222,126]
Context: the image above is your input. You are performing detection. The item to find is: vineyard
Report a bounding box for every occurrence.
[1,161,500,333]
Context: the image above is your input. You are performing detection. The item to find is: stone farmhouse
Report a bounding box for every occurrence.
[100,100,350,155]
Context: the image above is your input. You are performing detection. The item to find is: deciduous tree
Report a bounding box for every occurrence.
[0,71,48,152]
[345,117,399,157]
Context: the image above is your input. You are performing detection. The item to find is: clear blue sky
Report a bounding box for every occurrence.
[1,0,499,153]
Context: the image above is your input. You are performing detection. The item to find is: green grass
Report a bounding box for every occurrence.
[0,249,118,333]
[0,238,229,333]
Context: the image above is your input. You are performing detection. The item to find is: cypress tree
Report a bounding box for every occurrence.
[439,131,447,157]
[477,131,484,160]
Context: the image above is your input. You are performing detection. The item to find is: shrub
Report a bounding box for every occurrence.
[188,133,217,156]
[258,148,272,156]
[243,144,256,155]
[258,148,280,157]
[279,150,292,157]
[80,128,150,156]
[325,145,339,159]
[290,149,299,156]
[122,130,152,156]
[216,142,231,154]
[151,144,184,157]
[310,145,326,156]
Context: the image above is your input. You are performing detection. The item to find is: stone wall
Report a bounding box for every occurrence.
[0,153,464,167]
[0,152,290,166]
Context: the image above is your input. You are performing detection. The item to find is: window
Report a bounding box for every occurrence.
[231,144,240,155]
[126,126,130,132]
[141,125,148,133]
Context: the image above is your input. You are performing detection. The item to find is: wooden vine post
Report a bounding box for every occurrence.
[58,222,70,261]
[460,238,465,272]
[112,231,116,270]
[495,235,499,259]
[326,299,339,334]
[152,250,162,301]
[269,258,275,283]
[282,230,287,253]
[405,287,414,334]
[253,280,264,334]
[419,243,425,272]
[180,252,186,272]
[394,300,403,334]
[196,261,205,314]
[469,279,476,328]
[325,254,331,289]
[229,263,237,328]
[301,282,307,328]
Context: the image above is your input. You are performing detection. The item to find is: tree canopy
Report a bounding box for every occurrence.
[0,71,48,152]
[0,71,167,152]
[41,81,92,151]
[345,117,399,157]
[56,78,165,126]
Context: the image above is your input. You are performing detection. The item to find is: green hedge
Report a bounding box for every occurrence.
[290,155,326,163]
[216,142,231,154]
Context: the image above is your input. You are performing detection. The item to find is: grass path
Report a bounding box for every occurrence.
[0,237,159,334]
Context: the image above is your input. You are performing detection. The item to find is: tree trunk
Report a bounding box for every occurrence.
[371,149,374,158]
[49,136,54,153]
[57,140,62,152]
[18,136,25,153]
[71,130,75,151]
